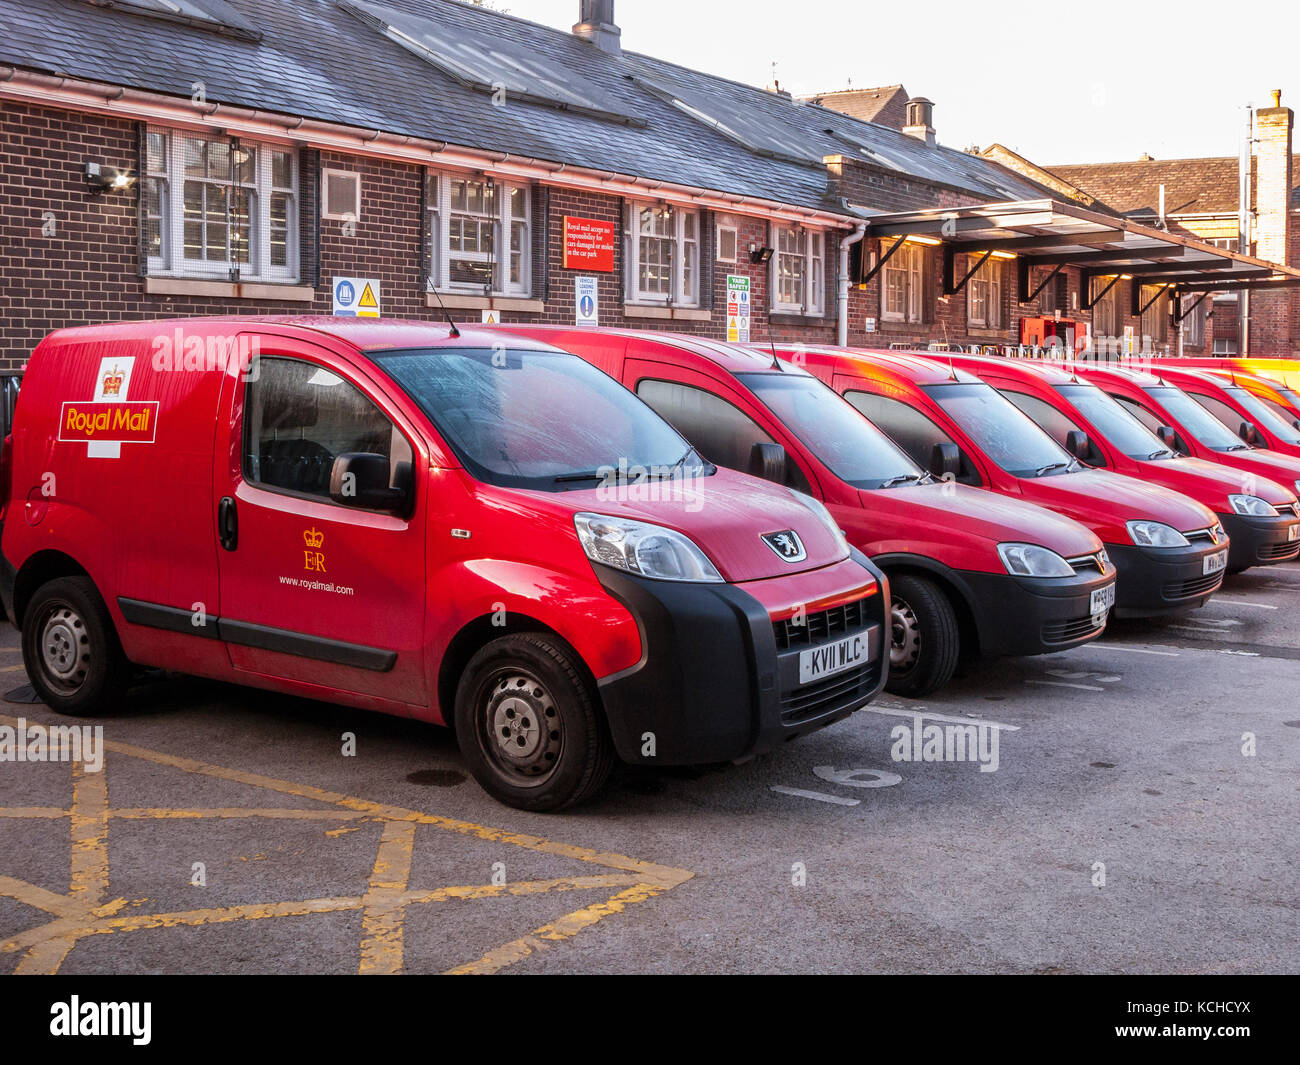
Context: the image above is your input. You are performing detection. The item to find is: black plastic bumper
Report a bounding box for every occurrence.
[955,567,1117,657]
[1219,512,1300,569]
[593,552,887,765]
[1107,539,1228,617]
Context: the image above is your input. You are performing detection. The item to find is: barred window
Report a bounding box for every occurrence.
[427,170,530,296]
[625,202,700,306]
[772,225,825,315]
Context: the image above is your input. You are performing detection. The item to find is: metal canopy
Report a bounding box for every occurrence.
[851,199,1300,297]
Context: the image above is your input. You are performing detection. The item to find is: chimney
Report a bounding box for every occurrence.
[572,0,621,55]
[902,97,935,147]
[1253,89,1292,267]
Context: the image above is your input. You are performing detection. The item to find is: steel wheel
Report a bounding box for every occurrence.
[477,669,564,788]
[36,602,91,696]
[890,596,922,673]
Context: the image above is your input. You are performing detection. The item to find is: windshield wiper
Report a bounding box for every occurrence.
[1146,448,1177,460]
[879,473,926,489]
[1034,462,1071,477]
[1222,443,1251,452]
[553,470,606,484]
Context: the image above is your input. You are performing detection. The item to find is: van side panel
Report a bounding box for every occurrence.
[7,332,228,674]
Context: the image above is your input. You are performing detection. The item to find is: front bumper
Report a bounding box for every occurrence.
[956,566,1118,657]
[1107,538,1229,617]
[1220,511,1300,569]
[593,549,888,765]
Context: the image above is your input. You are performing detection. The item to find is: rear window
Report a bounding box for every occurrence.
[371,347,698,491]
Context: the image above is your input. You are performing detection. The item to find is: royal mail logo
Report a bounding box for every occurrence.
[57,402,159,445]
[101,365,125,396]
[303,527,325,549]
[303,527,326,573]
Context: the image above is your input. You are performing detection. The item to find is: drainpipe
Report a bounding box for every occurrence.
[838,223,868,346]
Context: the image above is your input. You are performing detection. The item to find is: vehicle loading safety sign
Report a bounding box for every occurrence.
[333,277,381,318]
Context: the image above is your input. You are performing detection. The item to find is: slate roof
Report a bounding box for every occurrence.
[799,85,910,129]
[1048,156,1300,216]
[0,0,1055,214]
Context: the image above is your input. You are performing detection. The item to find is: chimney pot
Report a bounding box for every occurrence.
[902,96,936,147]
[1272,88,1283,107]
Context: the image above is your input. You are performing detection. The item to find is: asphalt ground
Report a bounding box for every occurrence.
[1,562,1297,975]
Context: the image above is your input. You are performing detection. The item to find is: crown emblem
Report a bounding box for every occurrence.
[303,527,324,549]
[101,366,125,396]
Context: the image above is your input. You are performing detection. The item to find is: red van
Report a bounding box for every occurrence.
[488,326,1115,697]
[1070,363,1300,560]
[0,317,889,810]
[799,349,1228,616]
[1199,369,1300,425]
[925,354,1300,573]
[1154,366,1300,458]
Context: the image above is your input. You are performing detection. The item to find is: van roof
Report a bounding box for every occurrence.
[1070,363,1165,387]
[804,347,984,387]
[929,352,1082,386]
[37,316,562,354]
[490,325,787,375]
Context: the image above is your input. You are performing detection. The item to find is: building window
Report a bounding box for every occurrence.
[881,241,924,324]
[1212,338,1239,355]
[1140,285,1170,346]
[772,224,825,315]
[1181,295,1206,348]
[1091,276,1118,340]
[145,127,298,282]
[967,258,1003,329]
[625,203,700,306]
[426,171,531,296]
[322,169,361,222]
[716,225,738,263]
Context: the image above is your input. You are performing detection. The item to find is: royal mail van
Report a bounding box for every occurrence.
[1154,366,1300,458]
[0,318,889,810]
[926,354,1300,573]
[807,349,1229,616]
[489,326,1116,698]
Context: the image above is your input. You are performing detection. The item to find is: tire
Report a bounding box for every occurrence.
[21,576,131,716]
[885,574,960,698]
[453,633,615,812]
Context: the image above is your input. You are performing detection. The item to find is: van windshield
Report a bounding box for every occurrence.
[1055,383,1172,460]
[924,382,1076,477]
[372,347,704,491]
[1145,386,1247,451]
[738,371,926,489]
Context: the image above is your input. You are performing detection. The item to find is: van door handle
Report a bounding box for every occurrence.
[218,496,238,551]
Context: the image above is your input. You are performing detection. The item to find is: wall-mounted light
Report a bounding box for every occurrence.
[749,243,774,264]
[85,162,136,195]
[903,234,942,247]
[989,250,1018,261]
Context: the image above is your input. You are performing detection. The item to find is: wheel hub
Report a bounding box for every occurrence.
[890,597,921,672]
[41,607,88,685]
[484,672,562,781]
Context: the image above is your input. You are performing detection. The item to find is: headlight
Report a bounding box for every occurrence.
[1228,494,1278,517]
[574,513,723,583]
[1127,520,1190,548]
[788,487,850,555]
[997,542,1075,578]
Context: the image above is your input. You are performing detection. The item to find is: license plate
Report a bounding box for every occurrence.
[1289,524,1299,542]
[1204,549,1228,576]
[799,629,875,685]
[1090,584,1116,616]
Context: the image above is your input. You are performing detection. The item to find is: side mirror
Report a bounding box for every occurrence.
[1157,426,1178,450]
[748,442,788,485]
[1065,429,1091,461]
[1292,418,1299,432]
[929,442,961,480]
[330,452,410,513]
[1239,421,1262,446]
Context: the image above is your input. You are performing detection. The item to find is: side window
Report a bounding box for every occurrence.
[1115,395,1187,453]
[1190,393,1254,441]
[843,390,980,485]
[1000,389,1106,466]
[244,357,414,506]
[636,378,812,494]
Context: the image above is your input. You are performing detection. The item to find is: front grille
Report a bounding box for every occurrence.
[1042,615,1105,644]
[780,661,879,726]
[773,596,871,651]
[1185,526,1223,545]
[1163,572,1223,600]
[1067,553,1106,574]
[1276,503,1299,518]
[1259,540,1300,561]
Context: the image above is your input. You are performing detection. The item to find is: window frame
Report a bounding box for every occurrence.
[771,223,827,316]
[321,168,361,222]
[625,202,701,307]
[881,241,925,324]
[426,170,532,298]
[966,257,1003,329]
[146,126,299,283]
[716,224,739,264]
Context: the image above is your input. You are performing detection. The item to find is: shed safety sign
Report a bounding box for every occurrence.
[333,277,381,318]
[727,275,751,343]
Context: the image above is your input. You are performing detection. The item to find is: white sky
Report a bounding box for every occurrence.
[493,0,1300,164]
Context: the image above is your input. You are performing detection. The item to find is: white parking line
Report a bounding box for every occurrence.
[1206,598,1278,610]
[1218,649,1262,657]
[1091,645,1180,657]
[769,786,860,806]
[1026,680,1104,692]
[861,706,1022,731]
